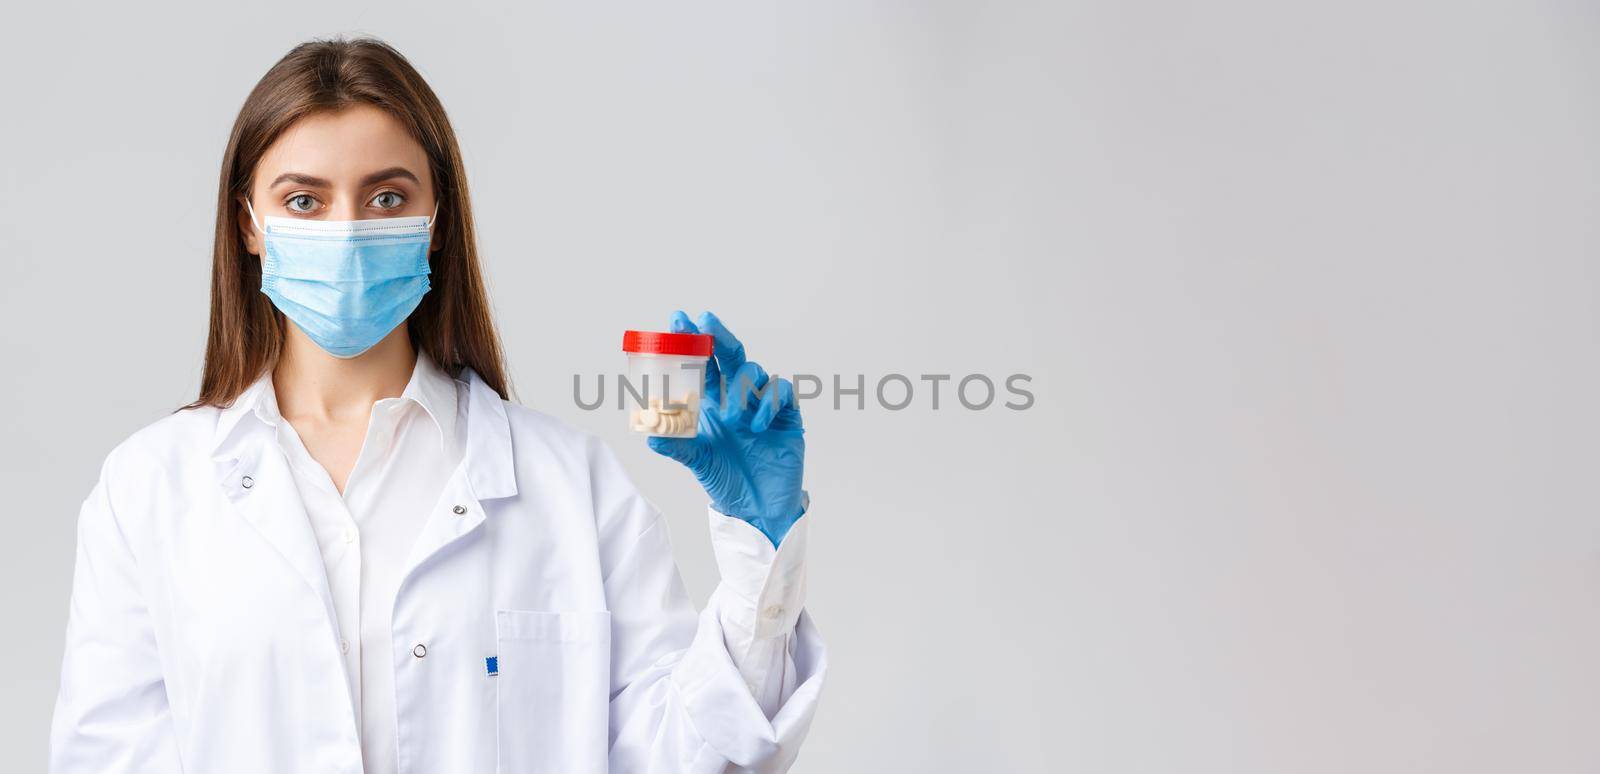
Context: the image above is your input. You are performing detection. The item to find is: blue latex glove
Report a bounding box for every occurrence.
[647,311,806,547]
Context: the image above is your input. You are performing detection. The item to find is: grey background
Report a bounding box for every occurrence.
[2,1,1597,771]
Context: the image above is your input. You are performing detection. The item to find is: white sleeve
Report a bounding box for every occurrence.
[704,502,811,718]
[591,443,825,773]
[50,458,184,774]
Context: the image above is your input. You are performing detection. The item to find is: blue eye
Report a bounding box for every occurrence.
[286,194,318,213]
[371,191,405,210]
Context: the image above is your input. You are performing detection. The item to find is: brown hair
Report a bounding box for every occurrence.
[187,36,509,409]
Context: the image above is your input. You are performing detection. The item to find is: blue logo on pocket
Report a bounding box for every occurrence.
[486,656,499,676]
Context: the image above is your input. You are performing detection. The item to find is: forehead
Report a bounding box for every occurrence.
[256,103,430,185]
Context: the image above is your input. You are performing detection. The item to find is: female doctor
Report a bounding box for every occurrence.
[49,37,822,774]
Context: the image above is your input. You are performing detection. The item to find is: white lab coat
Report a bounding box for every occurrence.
[49,368,825,773]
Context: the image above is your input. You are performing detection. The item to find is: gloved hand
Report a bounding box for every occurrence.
[647,311,806,547]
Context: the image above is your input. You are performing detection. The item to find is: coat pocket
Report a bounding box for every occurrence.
[494,609,612,773]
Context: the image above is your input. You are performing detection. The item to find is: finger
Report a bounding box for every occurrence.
[670,309,720,396]
[723,361,768,419]
[647,434,705,466]
[751,376,795,433]
[696,311,746,382]
[774,376,804,430]
[669,310,699,334]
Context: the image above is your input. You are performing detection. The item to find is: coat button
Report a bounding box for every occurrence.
[413,643,427,658]
[241,475,254,489]
[762,604,784,621]
[452,504,467,515]
[340,639,350,654]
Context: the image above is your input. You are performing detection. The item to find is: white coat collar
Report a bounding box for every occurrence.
[408,349,461,452]
[210,358,517,501]
[459,366,517,500]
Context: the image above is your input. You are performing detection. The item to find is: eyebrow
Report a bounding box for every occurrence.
[268,172,331,189]
[358,166,421,187]
[268,167,421,189]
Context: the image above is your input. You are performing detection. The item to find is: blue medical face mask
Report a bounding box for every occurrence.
[247,199,437,359]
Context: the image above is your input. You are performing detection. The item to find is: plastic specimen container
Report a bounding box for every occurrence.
[622,330,713,438]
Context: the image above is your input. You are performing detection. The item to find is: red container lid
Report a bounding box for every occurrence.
[622,330,714,357]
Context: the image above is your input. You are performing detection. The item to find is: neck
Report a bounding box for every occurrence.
[273,324,417,423]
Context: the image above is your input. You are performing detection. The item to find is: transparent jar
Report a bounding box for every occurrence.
[622,330,713,438]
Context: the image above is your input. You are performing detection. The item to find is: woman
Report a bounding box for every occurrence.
[49,38,822,774]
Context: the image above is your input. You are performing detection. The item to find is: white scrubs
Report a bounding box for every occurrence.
[49,362,824,773]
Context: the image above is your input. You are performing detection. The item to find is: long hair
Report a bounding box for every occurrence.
[187,36,509,409]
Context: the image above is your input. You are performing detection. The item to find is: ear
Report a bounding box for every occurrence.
[237,197,261,256]
[429,204,445,253]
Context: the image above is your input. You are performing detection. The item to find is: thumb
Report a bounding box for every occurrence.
[647,435,705,468]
